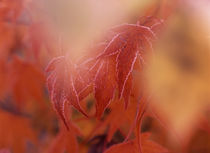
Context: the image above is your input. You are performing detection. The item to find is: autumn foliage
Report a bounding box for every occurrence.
[0,0,210,153]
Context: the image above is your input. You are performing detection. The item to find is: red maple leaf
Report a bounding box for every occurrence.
[46,20,159,127]
[96,23,156,109]
[46,56,98,129]
[94,58,116,119]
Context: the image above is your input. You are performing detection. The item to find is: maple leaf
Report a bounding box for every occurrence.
[46,56,94,129]
[104,133,168,153]
[94,58,116,119]
[45,21,159,127]
[97,23,156,108]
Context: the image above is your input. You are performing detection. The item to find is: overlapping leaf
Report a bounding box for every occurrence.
[93,22,158,118]
[97,24,156,108]
[46,21,158,126]
[94,59,116,118]
[46,56,98,129]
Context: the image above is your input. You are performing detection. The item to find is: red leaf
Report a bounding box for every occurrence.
[116,35,139,108]
[46,56,88,129]
[46,18,161,127]
[98,23,157,107]
[45,56,64,73]
[97,34,125,58]
[94,59,116,118]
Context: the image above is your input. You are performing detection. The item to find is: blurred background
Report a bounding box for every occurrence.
[0,0,210,153]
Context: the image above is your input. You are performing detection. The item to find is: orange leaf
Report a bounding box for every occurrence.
[9,56,45,109]
[0,110,36,153]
